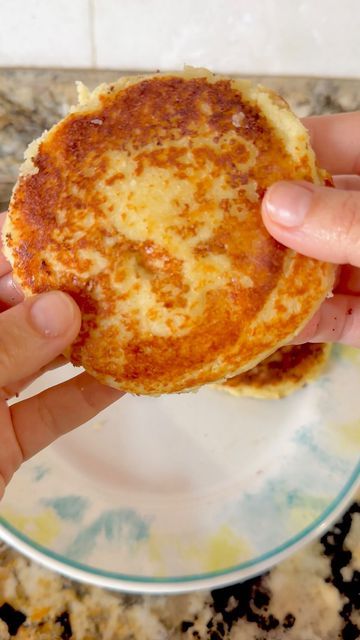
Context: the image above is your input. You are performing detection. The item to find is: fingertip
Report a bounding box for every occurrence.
[0,291,81,390]
[61,292,82,340]
[29,291,81,340]
[262,181,314,228]
[0,273,24,308]
[76,373,124,410]
[262,181,360,266]
[261,188,280,238]
[296,295,360,348]
[261,182,309,252]
[291,310,321,344]
[261,183,296,242]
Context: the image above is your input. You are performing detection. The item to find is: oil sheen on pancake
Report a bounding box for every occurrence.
[3,68,335,394]
[216,343,331,399]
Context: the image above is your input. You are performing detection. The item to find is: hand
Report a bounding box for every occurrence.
[0,212,123,498]
[261,111,360,347]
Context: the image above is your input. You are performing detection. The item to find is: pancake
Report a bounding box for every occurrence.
[3,67,335,395]
[216,343,331,399]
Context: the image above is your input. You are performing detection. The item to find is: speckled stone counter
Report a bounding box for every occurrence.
[0,70,359,640]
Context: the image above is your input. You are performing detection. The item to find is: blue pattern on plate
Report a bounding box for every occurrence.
[66,509,150,560]
[43,496,89,522]
[33,465,50,482]
[295,423,349,475]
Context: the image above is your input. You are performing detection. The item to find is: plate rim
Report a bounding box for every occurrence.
[0,461,359,594]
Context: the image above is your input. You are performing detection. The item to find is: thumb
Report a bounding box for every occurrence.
[261,181,360,268]
[0,291,80,388]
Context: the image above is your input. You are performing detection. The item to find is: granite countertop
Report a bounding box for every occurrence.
[0,70,359,640]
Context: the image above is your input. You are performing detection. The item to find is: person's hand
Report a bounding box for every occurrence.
[261,111,360,347]
[0,212,123,498]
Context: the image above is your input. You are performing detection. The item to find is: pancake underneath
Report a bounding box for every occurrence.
[3,68,335,394]
[215,343,332,399]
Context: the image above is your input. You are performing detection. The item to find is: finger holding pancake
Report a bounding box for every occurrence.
[3,69,334,394]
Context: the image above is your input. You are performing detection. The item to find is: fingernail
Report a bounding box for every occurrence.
[30,291,76,337]
[264,182,314,227]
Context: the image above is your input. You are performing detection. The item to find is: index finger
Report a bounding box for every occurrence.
[0,211,12,278]
[302,112,360,176]
[10,372,123,460]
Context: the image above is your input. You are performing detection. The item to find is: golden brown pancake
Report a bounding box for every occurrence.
[216,343,331,399]
[3,68,335,394]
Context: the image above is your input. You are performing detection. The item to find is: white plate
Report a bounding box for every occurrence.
[0,345,359,593]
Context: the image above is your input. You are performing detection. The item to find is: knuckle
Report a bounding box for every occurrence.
[0,331,17,384]
[338,192,360,245]
[0,415,24,485]
[36,394,59,445]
